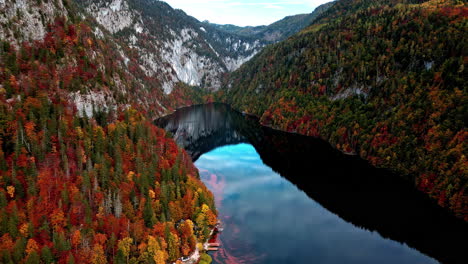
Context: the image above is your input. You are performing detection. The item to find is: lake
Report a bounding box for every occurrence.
[156,103,467,264]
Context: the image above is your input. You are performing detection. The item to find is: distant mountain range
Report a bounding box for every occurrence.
[207,1,334,42]
[0,0,329,118]
[74,0,332,93]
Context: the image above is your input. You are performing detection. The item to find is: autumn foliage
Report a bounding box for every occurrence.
[222,0,467,220]
[0,13,216,264]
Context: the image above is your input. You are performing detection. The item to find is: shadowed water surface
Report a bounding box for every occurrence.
[156,103,467,264]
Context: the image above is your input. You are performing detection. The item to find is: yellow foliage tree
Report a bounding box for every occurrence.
[25,238,39,256]
[201,204,210,213]
[149,189,156,199]
[91,244,107,264]
[127,171,135,181]
[147,235,160,256]
[153,250,167,264]
[6,186,14,198]
[51,209,66,232]
[195,213,205,230]
[185,219,194,231]
[19,223,29,237]
[118,237,133,261]
[196,243,204,251]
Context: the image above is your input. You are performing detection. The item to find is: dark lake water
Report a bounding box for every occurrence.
[156,103,467,264]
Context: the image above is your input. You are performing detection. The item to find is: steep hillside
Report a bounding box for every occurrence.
[222,0,467,220]
[0,0,70,45]
[209,1,335,43]
[0,0,217,263]
[76,0,265,91]
[1,0,214,118]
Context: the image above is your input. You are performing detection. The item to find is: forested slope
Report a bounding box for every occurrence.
[76,0,266,91]
[222,0,467,220]
[0,1,216,263]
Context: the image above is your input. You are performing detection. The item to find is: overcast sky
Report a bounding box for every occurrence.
[163,0,332,27]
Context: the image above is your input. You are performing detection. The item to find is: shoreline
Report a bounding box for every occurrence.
[182,226,219,264]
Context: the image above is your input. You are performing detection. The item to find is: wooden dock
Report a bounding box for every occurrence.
[206,242,221,251]
[205,221,224,252]
[208,243,220,247]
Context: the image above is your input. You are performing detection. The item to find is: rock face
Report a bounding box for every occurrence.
[76,0,330,93]
[78,0,265,92]
[0,0,192,118]
[0,0,69,45]
[1,0,325,118]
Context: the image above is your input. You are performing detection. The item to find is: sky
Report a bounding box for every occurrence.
[163,0,332,27]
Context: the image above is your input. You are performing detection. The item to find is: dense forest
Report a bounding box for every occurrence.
[221,0,467,220]
[0,2,216,263]
[0,0,466,262]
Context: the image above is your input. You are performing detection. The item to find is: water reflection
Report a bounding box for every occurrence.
[156,103,467,264]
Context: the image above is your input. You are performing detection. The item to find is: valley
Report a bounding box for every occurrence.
[157,103,468,264]
[0,0,466,263]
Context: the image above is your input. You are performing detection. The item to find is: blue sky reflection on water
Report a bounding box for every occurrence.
[195,143,439,264]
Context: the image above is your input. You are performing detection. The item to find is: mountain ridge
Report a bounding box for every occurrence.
[207,1,335,43]
[221,0,468,220]
[0,1,217,263]
[0,1,466,263]
[76,0,265,92]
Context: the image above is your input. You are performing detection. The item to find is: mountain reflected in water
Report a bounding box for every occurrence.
[156,103,467,264]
